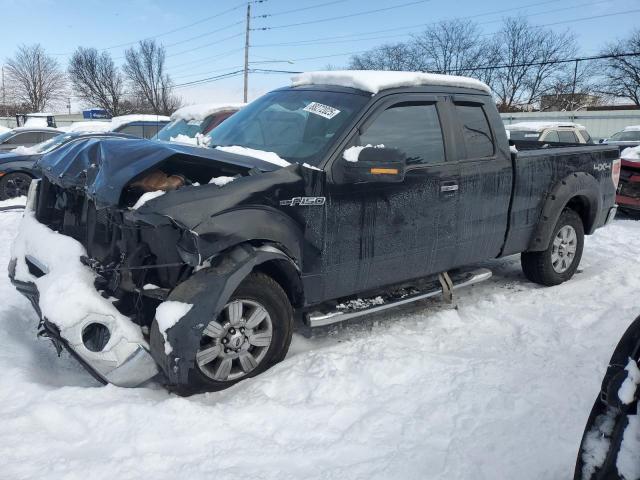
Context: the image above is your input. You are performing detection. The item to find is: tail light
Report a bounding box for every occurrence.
[612,158,621,188]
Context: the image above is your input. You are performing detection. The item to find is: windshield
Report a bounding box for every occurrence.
[610,131,640,141]
[30,134,76,154]
[206,89,370,166]
[507,130,541,141]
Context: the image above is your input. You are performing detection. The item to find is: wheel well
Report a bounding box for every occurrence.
[565,195,594,233]
[253,259,304,308]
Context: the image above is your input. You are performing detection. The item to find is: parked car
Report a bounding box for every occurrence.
[601,125,640,151]
[0,131,133,199]
[153,103,245,146]
[0,127,63,152]
[505,122,594,145]
[616,145,640,214]
[109,114,170,139]
[9,71,620,394]
[573,314,640,480]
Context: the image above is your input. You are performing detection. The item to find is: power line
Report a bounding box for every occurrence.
[167,48,245,71]
[252,0,608,48]
[253,0,433,31]
[253,0,348,19]
[162,20,245,49]
[165,32,245,58]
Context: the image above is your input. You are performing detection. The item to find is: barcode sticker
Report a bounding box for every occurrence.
[303,102,341,119]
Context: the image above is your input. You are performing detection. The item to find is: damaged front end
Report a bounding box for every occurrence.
[8,137,306,387]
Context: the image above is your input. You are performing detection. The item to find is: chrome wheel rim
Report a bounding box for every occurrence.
[551,225,578,273]
[196,299,273,382]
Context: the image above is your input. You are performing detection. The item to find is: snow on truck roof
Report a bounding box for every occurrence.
[505,121,587,131]
[170,103,246,121]
[291,70,492,94]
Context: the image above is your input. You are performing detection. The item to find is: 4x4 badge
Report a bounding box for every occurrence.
[280,197,326,206]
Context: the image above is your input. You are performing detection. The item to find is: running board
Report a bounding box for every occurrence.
[305,268,492,328]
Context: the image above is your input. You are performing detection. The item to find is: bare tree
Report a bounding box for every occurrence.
[123,40,181,115]
[541,60,598,111]
[5,44,66,112]
[491,17,577,111]
[349,42,421,71]
[68,47,129,117]
[596,29,640,106]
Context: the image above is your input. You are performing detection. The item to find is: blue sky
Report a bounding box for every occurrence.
[0,0,638,108]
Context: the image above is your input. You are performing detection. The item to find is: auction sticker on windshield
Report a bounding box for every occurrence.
[304,102,341,119]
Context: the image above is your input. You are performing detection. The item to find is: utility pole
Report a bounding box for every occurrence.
[1,66,5,118]
[243,2,251,103]
[571,59,579,110]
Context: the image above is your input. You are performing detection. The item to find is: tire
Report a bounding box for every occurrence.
[176,272,293,395]
[0,172,33,200]
[521,208,584,286]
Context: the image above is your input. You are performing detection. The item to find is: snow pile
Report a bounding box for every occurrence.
[343,144,385,162]
[132,190,166,210]
[619,359,640,405]
[171,103,245,121]
[292,70,491,94]
[11,145,37,155]
[23,117,48,128]
[581,408,617,479]
[209,176,236,186]
[622,146,640,162]
[510,145,518,154]
[505,121,586,131]
[10,211,145,349]
[155,301,193,355]
[216,146,290,167]
[64,121,113,133]
[170,133,211,148]
[617,410,640,480]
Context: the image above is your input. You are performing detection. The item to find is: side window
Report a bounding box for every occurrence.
[117,124,145,137]
[580,130,593,144]
[455,103,494,158]
[40,132,59,142]
[558,130,578,143]
[543,130,560,143]
[359,102,445,165]
[143,123,162,139]
[7,132,40,145]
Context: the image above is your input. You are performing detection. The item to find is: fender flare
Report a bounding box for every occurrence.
[527,172,601,252]
[149,243,299,385]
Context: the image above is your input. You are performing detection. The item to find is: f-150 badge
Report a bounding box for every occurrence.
[280,197,326,206]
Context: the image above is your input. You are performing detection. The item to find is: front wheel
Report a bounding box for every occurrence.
[521,209,584,286]
[179,272,293,394]
[0,172,33,200]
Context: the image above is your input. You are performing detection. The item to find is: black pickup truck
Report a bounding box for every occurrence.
[9,72,621,394]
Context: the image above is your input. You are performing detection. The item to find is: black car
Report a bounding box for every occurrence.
[0,131,133,199]
[9,72,620,393]
[574,315,640,480]
[0,127,63,152]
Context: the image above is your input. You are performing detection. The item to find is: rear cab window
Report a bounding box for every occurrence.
[455,103,494,159]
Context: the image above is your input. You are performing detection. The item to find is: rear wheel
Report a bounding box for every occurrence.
[521,209,584,286]
[181,272,293,394]
[0,172,33,200]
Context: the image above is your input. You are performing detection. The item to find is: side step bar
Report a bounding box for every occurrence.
[305,268,492,328]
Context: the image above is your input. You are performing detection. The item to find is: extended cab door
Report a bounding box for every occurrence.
[448,97,513,267]
[323,94,460,299]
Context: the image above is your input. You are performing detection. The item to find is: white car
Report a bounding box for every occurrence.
[505,122,593,144]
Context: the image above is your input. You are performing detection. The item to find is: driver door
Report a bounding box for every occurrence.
[321,95,460,300]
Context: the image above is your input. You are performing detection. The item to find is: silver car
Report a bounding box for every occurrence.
[0,127,63,152]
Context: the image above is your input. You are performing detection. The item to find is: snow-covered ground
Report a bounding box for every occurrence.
[0,198,638,480]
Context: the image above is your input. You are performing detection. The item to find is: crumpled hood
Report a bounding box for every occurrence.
[37,137,283,208]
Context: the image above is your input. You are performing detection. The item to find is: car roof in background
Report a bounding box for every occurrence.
[170,103,246,122]
[505,121,587,131]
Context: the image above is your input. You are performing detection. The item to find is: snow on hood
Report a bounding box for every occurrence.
[291,70,491,94]
[169,133,211,148]
[215,146,290,167]
[11,145,38,155]
[170,103,245,122]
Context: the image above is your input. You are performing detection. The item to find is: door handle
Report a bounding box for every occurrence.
[440,182,459,193]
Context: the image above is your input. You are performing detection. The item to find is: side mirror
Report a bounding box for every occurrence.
[340,147,406,184]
